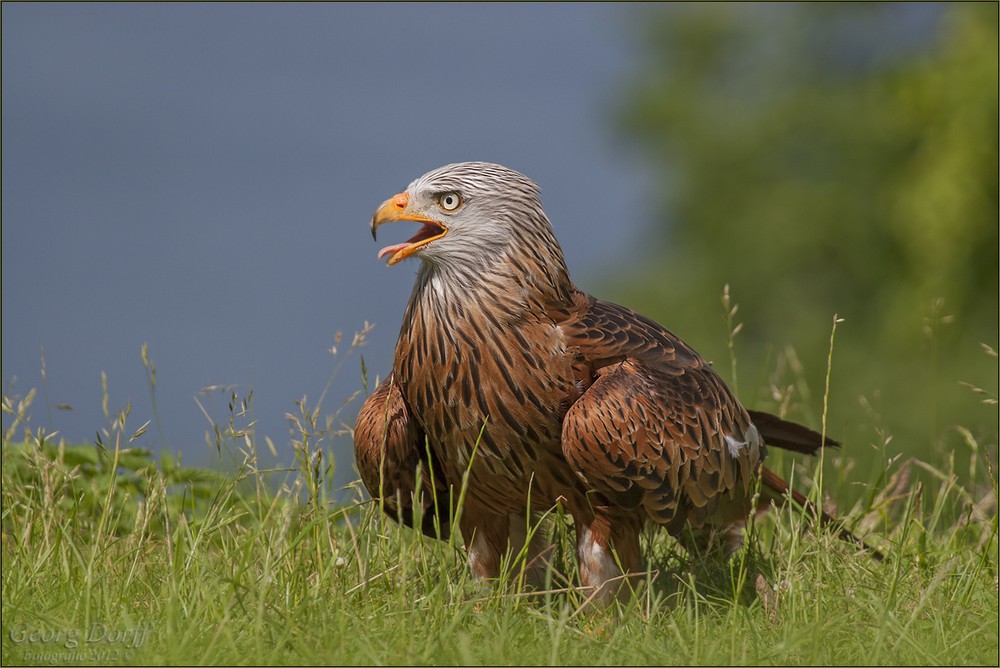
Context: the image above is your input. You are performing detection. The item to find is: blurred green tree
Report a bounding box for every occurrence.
[611,3,997,461]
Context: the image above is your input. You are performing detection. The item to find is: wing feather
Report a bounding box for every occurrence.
[354,374,451,539]
[559,295,765,530]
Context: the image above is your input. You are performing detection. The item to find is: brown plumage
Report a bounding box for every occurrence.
[354,374,451,539]
[354,162,877,603]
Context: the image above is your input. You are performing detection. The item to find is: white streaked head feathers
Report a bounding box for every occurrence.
[407,162,542,203]
[401,162,556,272]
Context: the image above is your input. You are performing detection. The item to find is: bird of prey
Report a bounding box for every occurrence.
[355,162,873,603]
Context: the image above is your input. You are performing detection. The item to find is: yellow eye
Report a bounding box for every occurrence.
[438,192,462,212]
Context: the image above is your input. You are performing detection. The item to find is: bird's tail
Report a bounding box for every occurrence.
[758,465,884,561]
[748,409,839,455]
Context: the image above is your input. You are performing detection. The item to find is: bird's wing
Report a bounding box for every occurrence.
[558,294,765,529]
[354,374,451,539]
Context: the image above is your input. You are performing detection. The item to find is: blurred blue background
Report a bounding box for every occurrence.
[3,3,649,470]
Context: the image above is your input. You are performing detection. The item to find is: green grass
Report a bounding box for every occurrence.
[2,344,997,666]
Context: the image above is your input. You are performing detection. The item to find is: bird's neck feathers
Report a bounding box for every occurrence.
[410,220,574,318]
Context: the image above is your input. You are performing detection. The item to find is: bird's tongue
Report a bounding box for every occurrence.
[376,222,443,263]
[377,243,410,261]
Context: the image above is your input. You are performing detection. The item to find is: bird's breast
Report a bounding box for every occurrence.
[394,293,581,508]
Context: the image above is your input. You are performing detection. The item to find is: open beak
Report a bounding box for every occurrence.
[370,192,448,266]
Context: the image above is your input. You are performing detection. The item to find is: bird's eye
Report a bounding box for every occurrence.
[438,192,462,212]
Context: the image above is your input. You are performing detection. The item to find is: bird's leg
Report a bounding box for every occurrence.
[507,513,554,590]
[575,512,643,606]
[461,509,510,582]
[676,521,747,560]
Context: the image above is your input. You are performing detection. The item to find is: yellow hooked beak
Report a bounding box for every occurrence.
[370,192,448,266]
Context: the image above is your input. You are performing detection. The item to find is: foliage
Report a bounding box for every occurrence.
[3,440,228,539]
[612,2,998,460]
[2,362,998,665]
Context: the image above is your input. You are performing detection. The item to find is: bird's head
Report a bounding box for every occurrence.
[370,162,561,275]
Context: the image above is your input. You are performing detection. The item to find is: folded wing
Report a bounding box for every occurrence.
[354,374,451,539]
